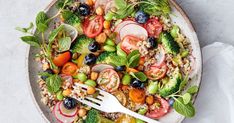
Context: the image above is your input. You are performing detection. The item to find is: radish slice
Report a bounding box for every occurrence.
[92,64,114,72]
[60,74,73,84]
[95,0,111,9]
[152,45,166,67]
[53,102,77,123]
[59,101,78,117]
[105,0,115,14]
[114,21,137,44]
[119,24,148,41]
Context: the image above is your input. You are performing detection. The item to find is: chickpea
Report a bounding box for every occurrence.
[62,89,72,96]
[86,0,93,6]
[91,72,99,80]
[95,33,107,43]
[146,95,154,105]
[103,21,111,29]
[87,86,96,95]
[78,108,87,117]
[96,7,104,15]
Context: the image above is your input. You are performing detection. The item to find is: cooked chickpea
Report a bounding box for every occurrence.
[86,0,93,6]
[87,86,96,95]
[62,89,72,96]
[103,29,111,36]
[91,72,99,80]
[78,108,87,117]
[146,95,154,105]
[103,21,111,29]
[95,33,107,43]
[96,7,104,15]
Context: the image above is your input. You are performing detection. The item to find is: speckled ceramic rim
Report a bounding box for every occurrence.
[25,0,203,123]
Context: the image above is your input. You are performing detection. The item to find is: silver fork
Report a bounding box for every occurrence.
[72,83,160,123]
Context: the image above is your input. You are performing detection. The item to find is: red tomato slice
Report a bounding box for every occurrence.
[61,62,78,76]
[97,68,120,92]
[120,35,142,54]
[83,16,104,38]
[146,96,170,119]
[53,51,71,67]
[145,63,167,80]
[144,18,163,38]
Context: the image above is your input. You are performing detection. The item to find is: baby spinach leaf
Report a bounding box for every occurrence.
[127,50,140,61]
[179,74,189,91]
[130,72,147,82]
[110,55,127,66]
[58,37,72,52]
[182,93,191,105]
[20,36,40,47]
[187,86,199,94]
[114,0,127,9]
[173,97,195,118]
[128,54,140,68]
[35,11,48,32]
[45,74,62,93]
[15,22,34,33]
[48,25,65,43]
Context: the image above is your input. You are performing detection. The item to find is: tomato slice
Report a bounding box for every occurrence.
[144,18,163,38]
[129,88,146,104]
[53,51,71,67]
[61,62,78,76]
[146,96,170,119]
[97,69,120,92]
[145,63,167,80]
[120,35,142,54]
[83,16,104,38]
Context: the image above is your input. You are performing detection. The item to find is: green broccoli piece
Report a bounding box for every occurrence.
[85,109,114,123]
[96,52,117,64]
[160,32,180,55]
[71,35,94,54]
[159,69,182,97]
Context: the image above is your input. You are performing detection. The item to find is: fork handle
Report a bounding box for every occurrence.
[120,107,160,123]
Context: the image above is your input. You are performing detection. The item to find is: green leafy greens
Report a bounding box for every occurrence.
[45,74,62,93]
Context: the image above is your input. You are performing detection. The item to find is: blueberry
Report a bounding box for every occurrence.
[88,42,100,52]
[168,98,175,107]
[63,97,77,110]
[78,4,90,16]
[41,69,54,81]
[135,10,149,24]
[148,37,158,48]
[131,78,144,88]
[84,53,97,65]
[115,66,126,71]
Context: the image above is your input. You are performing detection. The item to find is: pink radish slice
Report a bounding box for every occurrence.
[152,45,166,67]
[114,21,137,43]
[92,64,114,72]
[53,102,76,123]
[119,23,148,41]
[95,0,111,9]
[60,74,73,84]
[105,0,115,14]
[59,101,78,117]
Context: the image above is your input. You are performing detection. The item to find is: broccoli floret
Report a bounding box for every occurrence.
[96,52,117,64]
[71,35,94,54]
[160,32,180,55]
[85,109,114,123]
[159,69,182,97]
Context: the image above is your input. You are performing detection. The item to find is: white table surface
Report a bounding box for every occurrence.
[0,0,233,122]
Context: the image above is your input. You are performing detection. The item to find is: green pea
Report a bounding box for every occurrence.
[85,79,97,87]
[116,44,127,57]
[104,11,114,21]
[122,74,131,85]
[103,45,116,52]
[136,119,145,123]
[147,81,158,94]
[56,91,64,101]
[105,39,115,46]
[77,73,87,82]
[181,50,189,58]
[138,107,147,115]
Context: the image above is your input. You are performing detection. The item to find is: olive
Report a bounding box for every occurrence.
[41,69,54,81]
[168,98,175,107]
[115,66,126,71]
[63,97,77,110]
[84,53,97,65]
[135,10,149,24]
[78,4,90,16]
[130,78,144,88]
[148,37,158,48]
[88,42,100,52]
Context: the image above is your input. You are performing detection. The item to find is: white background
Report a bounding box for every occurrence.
[0,0,234,122]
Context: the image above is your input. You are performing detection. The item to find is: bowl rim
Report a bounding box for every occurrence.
[25,0,203,123]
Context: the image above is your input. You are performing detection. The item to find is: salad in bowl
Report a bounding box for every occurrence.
[17,0,200,122]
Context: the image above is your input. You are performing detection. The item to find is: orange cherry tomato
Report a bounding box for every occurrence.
[61,62,78,76]
[129,88,146,104]
[53,51,71,67]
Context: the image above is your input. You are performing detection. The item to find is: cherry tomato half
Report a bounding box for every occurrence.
[53,51,71,67]
[146,96,170,119]
[83,15,104,38]
[144,18,162,38]
[145,63,167,80]
[61,62,78,76]
[120,35,142,54]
